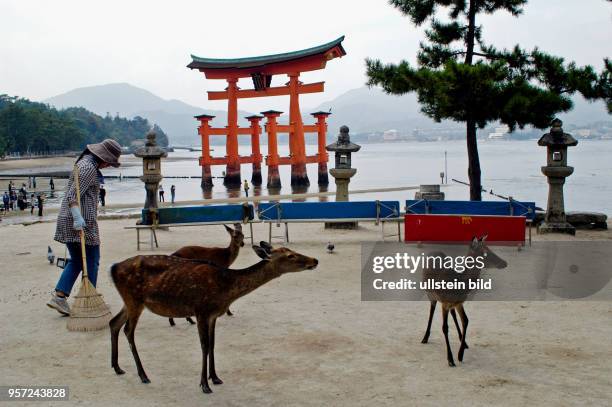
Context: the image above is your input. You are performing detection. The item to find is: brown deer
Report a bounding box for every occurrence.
[109,243,318,394]
[169,223,244,325]
[420,236,507,366]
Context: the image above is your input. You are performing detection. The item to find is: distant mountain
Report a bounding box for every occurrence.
[308,86,460,135]
[45,83,609,145]
[308,86,610,135]
[44,83,253,145]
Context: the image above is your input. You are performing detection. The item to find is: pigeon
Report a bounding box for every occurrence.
[47,246,55,265]
[326,242,335,254]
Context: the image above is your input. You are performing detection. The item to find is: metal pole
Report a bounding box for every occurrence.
[444,151,448,184]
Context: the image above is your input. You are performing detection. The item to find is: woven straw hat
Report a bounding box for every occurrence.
[87,139,122,167]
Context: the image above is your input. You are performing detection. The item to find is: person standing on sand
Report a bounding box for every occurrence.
[10,190,17,210]
[243,179,250,197]
[46,139,121,315]
[30,193,35,215]
[37,194,44,217]
[49,177,55,191]
[32,176,36,189]
[159,184,165,202]
[2,192,9,212]
[99,185,106,207]
[170,184,176,204]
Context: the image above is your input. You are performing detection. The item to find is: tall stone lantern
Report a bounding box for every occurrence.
[325,125,361,229]
[538,119,578,235]
[134,130,167,225]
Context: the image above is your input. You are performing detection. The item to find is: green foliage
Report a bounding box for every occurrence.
[0,95,168,157]
[367,0,611,199]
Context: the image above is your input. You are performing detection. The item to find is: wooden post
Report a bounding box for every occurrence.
[311,111,331,186]
[246,115,263,186]
[288,73,309,187]
[196,114,215,188]
[262,110,282,189]
[224,78,241,187]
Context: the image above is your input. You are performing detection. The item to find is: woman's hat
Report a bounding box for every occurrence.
[87,139,122,167]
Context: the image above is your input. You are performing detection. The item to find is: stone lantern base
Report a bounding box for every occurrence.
[538,221,576,235]
[325,221,358,230]
[325,168,358,229]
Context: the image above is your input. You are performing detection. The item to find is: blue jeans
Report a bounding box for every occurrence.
[55,243,100,296]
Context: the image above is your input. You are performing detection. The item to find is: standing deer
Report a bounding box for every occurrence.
[169,223,244,325]
[109,243,318,394]
[420,236,507,366]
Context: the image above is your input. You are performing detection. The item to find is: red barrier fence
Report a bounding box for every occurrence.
[404,214,526,244]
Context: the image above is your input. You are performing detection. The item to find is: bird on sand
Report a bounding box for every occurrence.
[47,246,55,264]
[326,241,335,254]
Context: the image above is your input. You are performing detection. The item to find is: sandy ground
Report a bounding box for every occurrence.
[0,219,611,406]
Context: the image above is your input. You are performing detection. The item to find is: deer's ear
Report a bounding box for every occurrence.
[253,245,271,260]
[471,236,479,248]
[480,234,488,242]
[233,223,242,232]
[259,241,273,253]
[224,224,233,233]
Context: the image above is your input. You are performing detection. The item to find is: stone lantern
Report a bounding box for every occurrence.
[537,119,578,235]
[326,125,361,200]
[325,125,361,229]
[134,130,167,225]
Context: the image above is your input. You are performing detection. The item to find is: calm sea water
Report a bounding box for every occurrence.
[98,139,612,215]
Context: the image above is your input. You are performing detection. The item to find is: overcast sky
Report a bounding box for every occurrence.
[1,0,610,112]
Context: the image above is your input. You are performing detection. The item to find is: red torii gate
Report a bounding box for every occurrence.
[187,36,346,188]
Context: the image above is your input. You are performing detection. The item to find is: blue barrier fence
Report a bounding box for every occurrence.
[141,203,254,225]
[258,201,400,221]
[406,199,536,220]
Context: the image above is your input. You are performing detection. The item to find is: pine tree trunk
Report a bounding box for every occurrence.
[466,119,482,201]
[465,0,481,201]
[464,0,476,65]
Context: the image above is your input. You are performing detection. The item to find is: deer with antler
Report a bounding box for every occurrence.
[109,242,318,394]
[168,223,245,325]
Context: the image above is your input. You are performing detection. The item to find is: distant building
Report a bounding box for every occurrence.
[575,129,592,138]
[488,126,510,140]
[383,129,400,141]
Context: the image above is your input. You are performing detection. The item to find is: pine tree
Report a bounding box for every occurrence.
[366,0,611,200]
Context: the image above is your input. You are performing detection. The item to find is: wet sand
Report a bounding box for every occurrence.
[0,219,610,406]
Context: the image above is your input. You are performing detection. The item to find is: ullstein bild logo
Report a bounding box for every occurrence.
[361,242,612,301]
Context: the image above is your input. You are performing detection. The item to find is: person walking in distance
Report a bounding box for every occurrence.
[99,185,106,207]
[49,177,55,191]
[170,184,176,204]
[2,191,9,212]
[30,193,35,215]
[159,184,165,203]
[46,139,122,315]
[37,193,44,217]
[243,179,250,197]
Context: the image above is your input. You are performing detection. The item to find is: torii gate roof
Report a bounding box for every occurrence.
[187,36,346,77]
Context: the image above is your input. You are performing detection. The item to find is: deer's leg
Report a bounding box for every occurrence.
[186,317,195,324]
[421,300,437,344]
[110,306,128,375]
[442,304,455,367]
[457,304,469,362]
[450,309,468,349]
[169,318,176,327]
[208,317,223,385]
[196,315,212,394]
[123,305,150,383]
